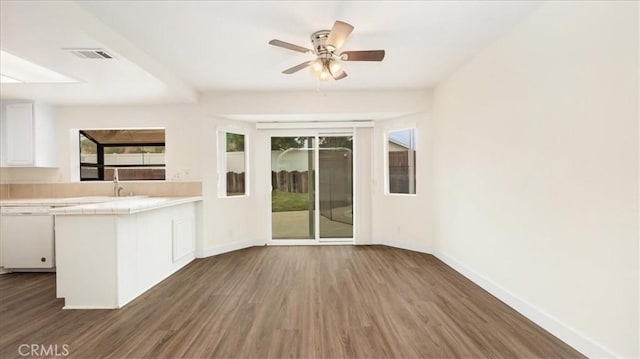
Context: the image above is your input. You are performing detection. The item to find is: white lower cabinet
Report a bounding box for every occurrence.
[55,202,196,309]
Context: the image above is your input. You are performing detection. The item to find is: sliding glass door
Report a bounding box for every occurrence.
[271,136,315,239]
[318,136,353,239]
[270,133,353,243]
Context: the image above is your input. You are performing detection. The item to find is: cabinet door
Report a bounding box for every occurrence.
[172,216,194,263]
[5,103,35,166]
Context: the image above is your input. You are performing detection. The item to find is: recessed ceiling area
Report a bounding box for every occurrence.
[0,1,196,105]
[0,50,78,84]
[0,1,543,105]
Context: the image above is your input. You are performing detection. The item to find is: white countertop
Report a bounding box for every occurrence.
[0,196,136,207]
[49,196,202,215]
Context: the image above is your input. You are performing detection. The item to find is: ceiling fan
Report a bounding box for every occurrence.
[269,21,385,81]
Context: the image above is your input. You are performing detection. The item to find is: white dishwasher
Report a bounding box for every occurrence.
[0,206,55,270]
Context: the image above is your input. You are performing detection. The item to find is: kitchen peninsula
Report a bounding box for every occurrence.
[51,196,202,309]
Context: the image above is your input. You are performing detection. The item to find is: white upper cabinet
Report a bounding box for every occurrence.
[1,101,57,167]
[5,103,35,165]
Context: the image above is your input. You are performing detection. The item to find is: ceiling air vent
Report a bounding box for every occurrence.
[65,48,114,59]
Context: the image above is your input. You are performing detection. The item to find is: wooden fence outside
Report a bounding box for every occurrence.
[226,172,245,194]
[227,171,311,194]
[271,171,310,193]
[388,151,415,194]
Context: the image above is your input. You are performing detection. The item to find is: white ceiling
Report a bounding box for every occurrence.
[0,1,196,105]
[0,1,542,105]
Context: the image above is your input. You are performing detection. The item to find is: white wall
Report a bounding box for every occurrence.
[270,149,311,172]
[200,90,427,118]
[2,90,430,256]
[201,117,258,255]
[225,152,245,173]
[354,127,373,244]
[201,90,429,249]
[0,105,205,183]
[432,2,638,357]
[81,153,166,165]
[373,111,434,252]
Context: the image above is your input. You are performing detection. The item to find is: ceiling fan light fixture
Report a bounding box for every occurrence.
[269,20,384,82]
[318,68,331,81]
[329,60,342,74]
[309,62,322,78]
[311,60,323,72]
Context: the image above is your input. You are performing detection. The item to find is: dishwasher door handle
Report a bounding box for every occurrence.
[1,206,53,215]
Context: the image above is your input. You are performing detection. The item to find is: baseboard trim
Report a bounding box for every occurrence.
[433,250,618,359]
[375,239,432,254]
[197,240,264,258]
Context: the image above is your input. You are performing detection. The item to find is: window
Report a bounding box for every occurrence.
[220,131,247,197]
[80,133,99,180]
[79,129,165,181]
[387,128,416,194]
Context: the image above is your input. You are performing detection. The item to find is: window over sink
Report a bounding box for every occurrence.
[79,129,165,181]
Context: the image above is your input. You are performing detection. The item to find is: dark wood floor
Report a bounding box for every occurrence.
[0,245,583,359]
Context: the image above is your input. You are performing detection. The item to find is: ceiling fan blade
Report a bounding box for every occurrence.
[341,50,385,61]
[331,69,348,80]
[326,21,354,51]
[282,61,314,74]
[269,39,312,54]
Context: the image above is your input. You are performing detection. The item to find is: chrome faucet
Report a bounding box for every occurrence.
[113,168,124,197]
